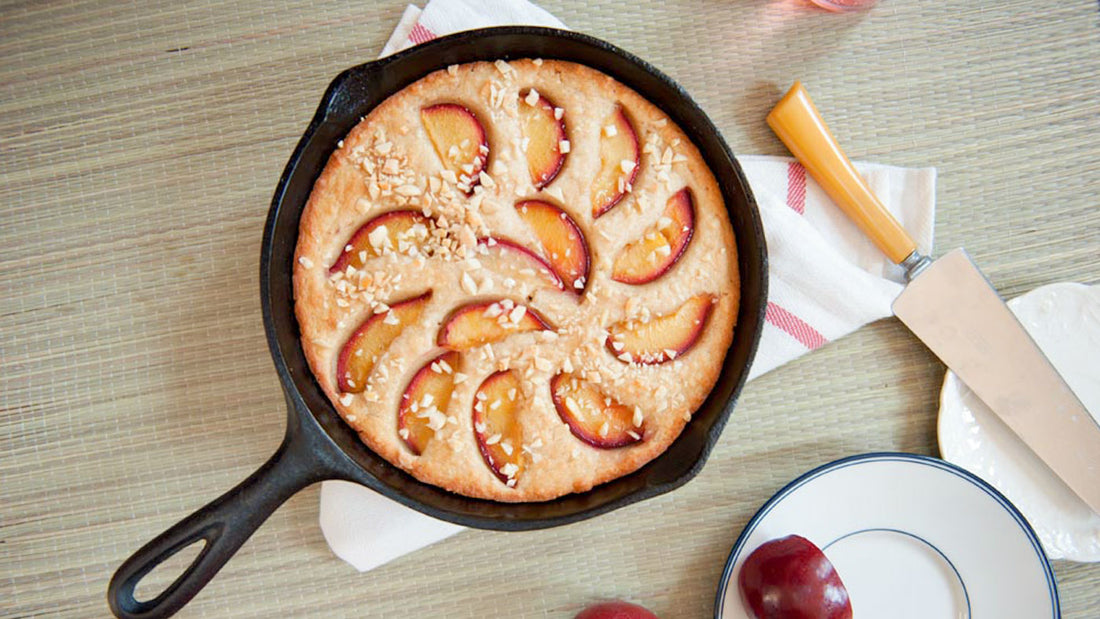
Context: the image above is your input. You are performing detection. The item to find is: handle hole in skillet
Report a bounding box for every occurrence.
[132,539,207,603]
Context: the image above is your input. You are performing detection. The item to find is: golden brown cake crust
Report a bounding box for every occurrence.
[294,59,739,502]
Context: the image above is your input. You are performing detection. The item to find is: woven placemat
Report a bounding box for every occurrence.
[2,0,1098,617]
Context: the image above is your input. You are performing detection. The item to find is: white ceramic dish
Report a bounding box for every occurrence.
[714,453,1058,618]
[938,281,1100,562]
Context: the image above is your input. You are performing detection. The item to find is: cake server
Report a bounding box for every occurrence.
[766,81,1100,515]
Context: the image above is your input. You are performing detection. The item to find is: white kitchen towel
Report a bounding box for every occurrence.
[319,0,936,573]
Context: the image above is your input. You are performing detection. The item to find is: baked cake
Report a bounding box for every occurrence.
[294,59,739,502]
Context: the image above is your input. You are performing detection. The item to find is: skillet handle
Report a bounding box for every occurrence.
[107,425,326,619]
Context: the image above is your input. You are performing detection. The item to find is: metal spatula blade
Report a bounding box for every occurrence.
[894,249,1100,512]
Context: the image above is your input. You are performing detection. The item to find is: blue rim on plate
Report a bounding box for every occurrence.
[712,452,1059,618]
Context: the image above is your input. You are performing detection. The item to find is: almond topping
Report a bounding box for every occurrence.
[461,272,478,295]
[508,305,527,324]
[564,396,584,419]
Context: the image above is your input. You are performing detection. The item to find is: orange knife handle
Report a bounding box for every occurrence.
[766,82,917,265]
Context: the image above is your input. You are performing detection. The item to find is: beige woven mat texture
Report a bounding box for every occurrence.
[2,0,1098,616]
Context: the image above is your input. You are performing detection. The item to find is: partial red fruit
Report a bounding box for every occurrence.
[611,188,695,285]
[575,601,659,619]
[398,351,460,455]
[421,103,489,192]
[478,237,564,290]
[738,535,852,619]
[591,106,640,218]
[337,291,432,393]
[437,300,551,350]
[473,370,525,485]
[515,200,590,292]
[330,210,433,274]
[606,294,714,365]
[518,89,567,189]
[551,373,644,448]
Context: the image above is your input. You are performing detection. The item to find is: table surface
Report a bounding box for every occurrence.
[2,0,1098,617]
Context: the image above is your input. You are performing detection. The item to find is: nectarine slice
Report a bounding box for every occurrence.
[515,200,590,292]
[330,210,432,273]
[551,373,644,448]
[421,103,489,192]
[575,601,659,619]
[606,294,714,365]
[518,89,567,189]
[437,300,551,351]
[398,351,460,455]
[478,237,564,290]
[337,291,432,392]
[473,370,525,485]
[611,188,695,285]
[591,106,639,218]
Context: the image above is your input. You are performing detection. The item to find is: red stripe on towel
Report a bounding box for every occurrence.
[408,22,438,44]
[786,161,806,215]
[766,302,827,350]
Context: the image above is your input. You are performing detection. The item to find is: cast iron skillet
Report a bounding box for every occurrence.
[108,26,767,619]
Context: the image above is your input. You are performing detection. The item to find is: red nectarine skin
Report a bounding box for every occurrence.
[473,370,525,485]
[329,210,432,274]
[337,291,432,393]
[420,103,489,193]
[737,535,852,619]
[605,295,714,365]
[514,200,590,292]
[518,89,568,189]
[436,299,552,350]
[611,188,695,285]
[478,236,564,290]
[591,106,640,218]
[550,373,644,448]
[575,601,659,619]
[398,350,460,455]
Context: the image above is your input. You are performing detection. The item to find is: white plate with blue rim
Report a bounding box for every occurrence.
[714,453,1058,618]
